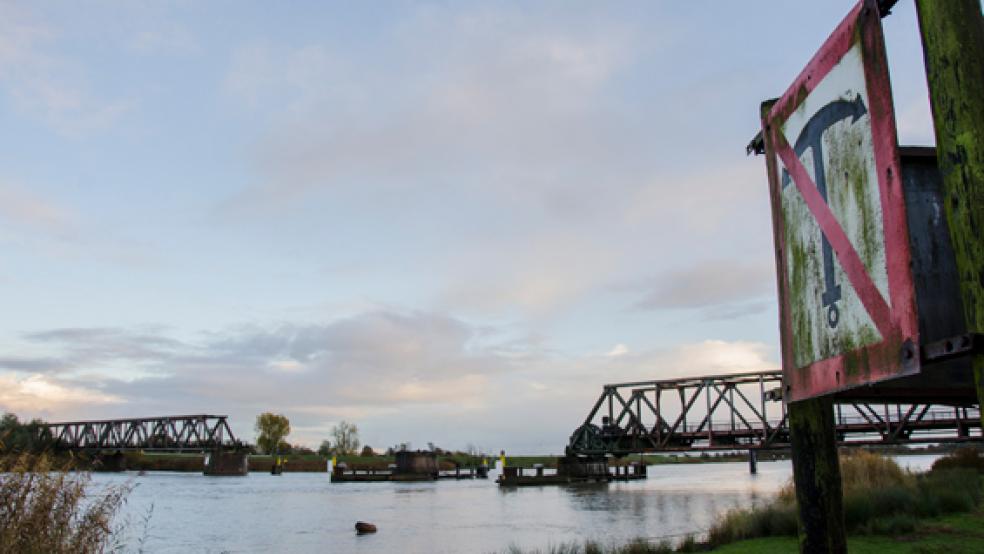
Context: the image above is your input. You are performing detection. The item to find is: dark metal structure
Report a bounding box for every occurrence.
[568,370,980,456]
[43,415,238,452]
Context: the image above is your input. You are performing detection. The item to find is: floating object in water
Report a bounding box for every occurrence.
[355,521,377,534]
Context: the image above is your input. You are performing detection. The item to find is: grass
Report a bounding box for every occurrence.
[708,449,983,547]
[500,538,678,554]
[0,453,130,554]
[498,509,984,554]
[498,449,984,554]
[712,510,984,553]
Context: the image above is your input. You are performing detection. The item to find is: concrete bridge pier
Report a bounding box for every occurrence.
[748,449,758,474]
[93,451,127,472]
[204,450,248,476]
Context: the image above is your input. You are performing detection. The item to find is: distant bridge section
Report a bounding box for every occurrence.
[43,415,239,452]
[569,370,980,456]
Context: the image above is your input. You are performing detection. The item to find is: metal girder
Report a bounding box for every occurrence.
[42,415,238,452]
[568,370,981,456]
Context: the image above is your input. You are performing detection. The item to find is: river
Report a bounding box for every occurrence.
[94,455,940,553]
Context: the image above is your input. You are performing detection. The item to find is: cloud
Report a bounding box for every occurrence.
[4,310,512,424]
[221,6,636,213]
[631,259,775,317]
[0,4,131,135]
[0,178,156,268]
[606,343,628,357]
[129,24,197,55]
[0,374,123,415]
[0,357,65,373]
[1,308,777,452]
[0,181,75,235]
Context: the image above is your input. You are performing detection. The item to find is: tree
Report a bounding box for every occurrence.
[0,413,51,453]
[317,440,332,457]
[255,413,290,455]
[292,444,314,456]
[330,420,360,455]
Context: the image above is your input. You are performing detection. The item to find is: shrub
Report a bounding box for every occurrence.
[674,535,699,553]
[843,483,919,531]
[917,468,979,515]
[839,450,913,494]
[930,447,984,473]
[706,503,798,546]
[0,454,130,554]
[711,452,984,549]
[867,514,916,535]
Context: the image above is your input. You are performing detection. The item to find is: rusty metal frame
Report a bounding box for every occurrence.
[760,0,922,402]
[43,415,238,452]
[569,370,980,456]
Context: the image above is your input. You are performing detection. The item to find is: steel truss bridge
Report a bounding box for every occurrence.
[568,370,981,456]
[42,415,239,452]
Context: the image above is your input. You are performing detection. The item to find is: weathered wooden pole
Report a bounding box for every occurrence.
[916,0,984,426]
[759,96,847,552]
[788,397,846,553]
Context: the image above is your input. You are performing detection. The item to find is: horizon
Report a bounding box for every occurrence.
[0,1,937,453]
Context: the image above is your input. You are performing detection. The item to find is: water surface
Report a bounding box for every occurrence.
[95,455,939,553]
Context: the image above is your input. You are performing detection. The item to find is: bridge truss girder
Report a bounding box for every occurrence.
[568,370,980,456]
[43,415,238,452]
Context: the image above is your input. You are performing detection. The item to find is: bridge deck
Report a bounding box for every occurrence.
[569,370,981,456]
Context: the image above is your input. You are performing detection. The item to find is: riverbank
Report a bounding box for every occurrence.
[713,510,984,553]
[500,510,984,554]
[48,451,491,472]
[2,445,946,473]
[499,449,983,554]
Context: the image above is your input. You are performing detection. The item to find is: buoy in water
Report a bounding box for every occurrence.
[355,521,377,534]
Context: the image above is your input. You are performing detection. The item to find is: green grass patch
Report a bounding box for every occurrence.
[513,450,984,554]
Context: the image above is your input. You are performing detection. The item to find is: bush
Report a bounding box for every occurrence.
[840,450,913,494]
[843,483,919,531]
[710,451,984,550]
[916,468,980,516]
[867,514,916,535]
[707,503,798,546]
[931,447,984,473]
[499,538,677,554]
[0,454,130,554]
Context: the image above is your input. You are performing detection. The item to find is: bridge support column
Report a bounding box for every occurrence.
[94,451,127,472]
[789,397,845,554]
[204,450,248,476]
[748,449,758,475]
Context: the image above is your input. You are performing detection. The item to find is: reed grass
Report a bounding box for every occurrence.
[500,537,679,554]
[708,449,983,549]
[497,450,984,553]
[0,453,130,554]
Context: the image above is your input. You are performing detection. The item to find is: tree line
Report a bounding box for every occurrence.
[254,413,363,456]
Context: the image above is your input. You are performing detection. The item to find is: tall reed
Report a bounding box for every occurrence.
[708,449,982,548]
[0,453,130,554]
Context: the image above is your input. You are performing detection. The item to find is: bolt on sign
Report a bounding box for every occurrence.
[760,0,920,402]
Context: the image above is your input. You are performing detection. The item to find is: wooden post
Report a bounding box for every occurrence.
[789,397,846,554]
[916,0,984,428]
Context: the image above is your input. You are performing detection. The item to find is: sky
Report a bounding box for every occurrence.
[0,1,939,454]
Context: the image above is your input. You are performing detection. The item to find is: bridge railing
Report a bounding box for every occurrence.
[568,370,980,455]
[42,415,239,452]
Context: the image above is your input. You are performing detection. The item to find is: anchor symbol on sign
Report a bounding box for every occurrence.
[781,93,868,329]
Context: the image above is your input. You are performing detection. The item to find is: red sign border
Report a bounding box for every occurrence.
[761,0,920,402]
